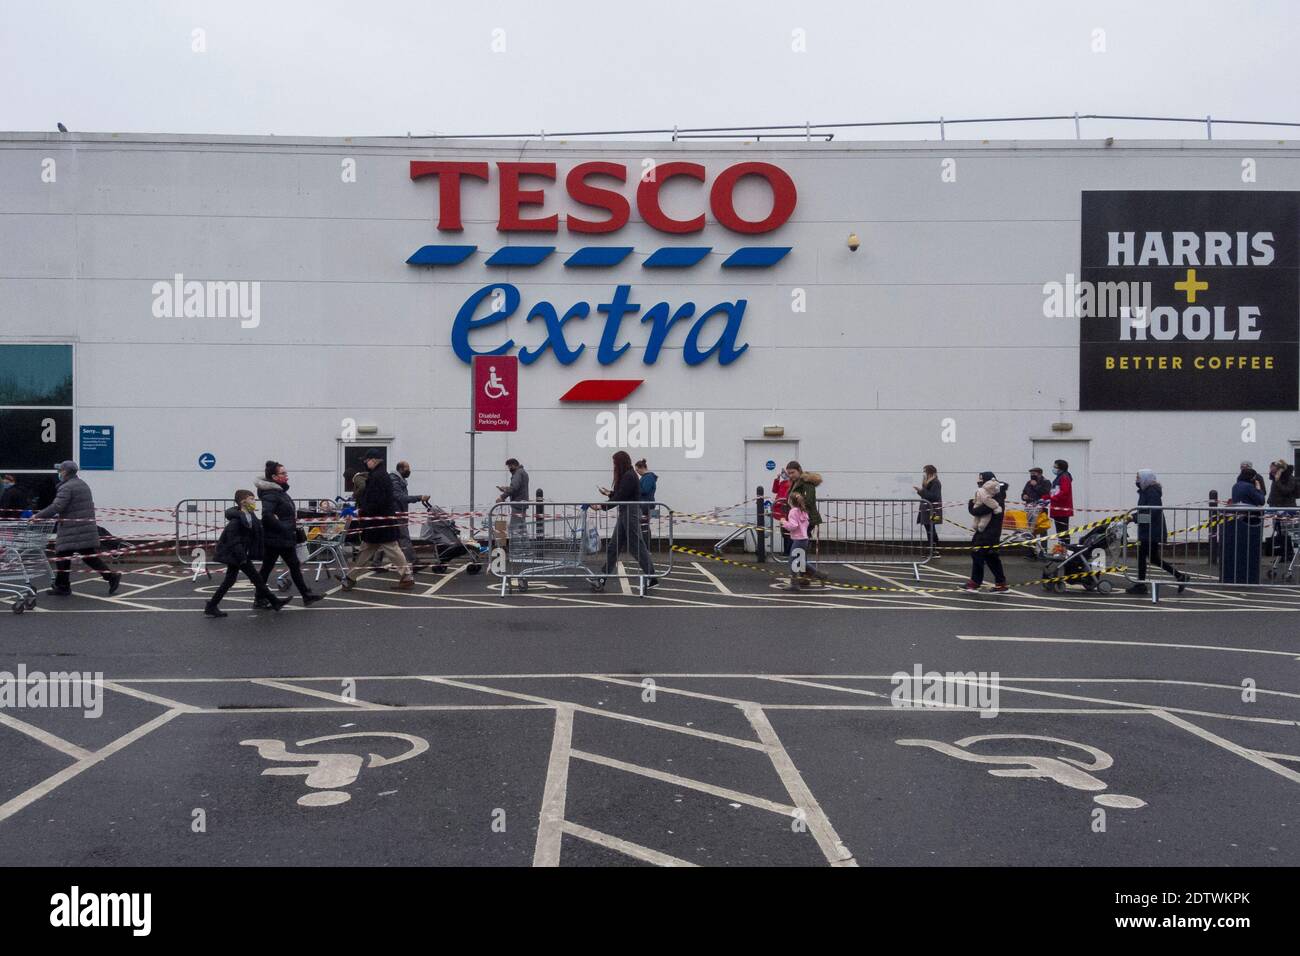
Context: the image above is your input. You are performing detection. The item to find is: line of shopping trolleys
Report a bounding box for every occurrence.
[0,520,56,613]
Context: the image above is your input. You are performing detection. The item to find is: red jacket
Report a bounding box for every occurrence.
[1049,472,1074,518]
[771,476,792,520]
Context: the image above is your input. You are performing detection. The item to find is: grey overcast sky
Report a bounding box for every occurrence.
[2,0,1296,141]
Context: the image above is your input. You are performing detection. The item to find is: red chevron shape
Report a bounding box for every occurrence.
[559,379,644,402]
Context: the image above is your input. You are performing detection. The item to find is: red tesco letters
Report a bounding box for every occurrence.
[411,160,796,235]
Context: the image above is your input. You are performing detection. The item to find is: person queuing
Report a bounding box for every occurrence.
[1127,469,1189,594]
[341,449,414,591]
[635,458,657,543]
[781,490,812,589]
[771,466,793,555]
[785,461,828,583]
[0,474,28,518]
[255,461,324,607]
[591,450,657,592]
[390,460,431,571]
[1019,466,1053,559]
[1048,459,1074,547]
[496,458,530,538]
[913,465,943,556]
[1222,465,1267,584]
[204,489,287,617]
[30,461,121,597]
[965,471,1010,592]
[1266,458,1298,561]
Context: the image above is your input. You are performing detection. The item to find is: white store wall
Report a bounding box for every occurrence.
[1,132,1298,532]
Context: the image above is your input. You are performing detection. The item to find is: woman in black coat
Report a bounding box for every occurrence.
[1222,468,1267,584]
[205,490,286,617]
[255,461,324,606]
[591,450,657,592]
[1127,469,1188,594]
[913,465,943,554]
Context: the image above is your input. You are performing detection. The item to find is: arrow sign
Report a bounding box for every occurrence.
[198,452,216,470]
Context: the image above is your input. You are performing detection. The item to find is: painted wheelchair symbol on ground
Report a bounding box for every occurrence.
[896,733,1147,809]
[241,732,429,807]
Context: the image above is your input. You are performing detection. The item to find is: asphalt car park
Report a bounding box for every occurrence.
[2,554,1298,867]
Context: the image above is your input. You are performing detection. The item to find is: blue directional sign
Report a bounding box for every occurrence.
[198,452,216,470]
[79,425,114,470]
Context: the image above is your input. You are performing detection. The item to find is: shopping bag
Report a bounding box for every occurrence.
[295,542,309,563]
[1034,512,1052,533]
[1004,511,1027,531]
[584,525,601,554]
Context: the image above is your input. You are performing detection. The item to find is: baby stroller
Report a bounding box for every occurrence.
[420,502,484,574]
[1041,515,1126,594]
[1266,514,1300,582]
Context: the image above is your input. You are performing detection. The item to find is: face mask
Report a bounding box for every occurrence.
[2,481,12,490]
[399,469,410,479]
[242,500,257,512]
[1052,468,1062,476]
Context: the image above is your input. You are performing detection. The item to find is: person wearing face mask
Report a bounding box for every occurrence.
[965,471,1010,592]
[1048,459,1074,547]
[31,460,121,596]
[0,474,28,519]
[255,460,324,607]
[205,489,287,617]
[390,460,431,571]
[1127,469,1188,594]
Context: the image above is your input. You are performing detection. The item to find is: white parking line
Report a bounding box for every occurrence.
[533,705,572,868]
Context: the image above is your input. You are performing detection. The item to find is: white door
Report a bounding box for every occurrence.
[744,440,799,552]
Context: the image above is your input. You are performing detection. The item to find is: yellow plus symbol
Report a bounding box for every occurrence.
[1174,268,1209,304]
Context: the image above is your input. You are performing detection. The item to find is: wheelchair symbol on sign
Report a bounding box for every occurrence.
[895,733,1146,809]
[484,366,509,400]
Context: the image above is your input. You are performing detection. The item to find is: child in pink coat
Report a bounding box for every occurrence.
[781,492,812,588]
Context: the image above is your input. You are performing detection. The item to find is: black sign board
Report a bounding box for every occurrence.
[1079,191,1299,410]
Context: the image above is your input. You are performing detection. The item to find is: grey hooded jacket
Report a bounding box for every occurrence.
[33,475,101,552]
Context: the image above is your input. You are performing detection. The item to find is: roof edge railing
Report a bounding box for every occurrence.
[374,113,1300,143]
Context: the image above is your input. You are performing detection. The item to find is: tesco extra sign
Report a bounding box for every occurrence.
[407,160,797,371]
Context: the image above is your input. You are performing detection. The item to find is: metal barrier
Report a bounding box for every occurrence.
[1119,504,1300,603]
[486,501,674,596]
[809,499,936,580]
[174,496,335,566]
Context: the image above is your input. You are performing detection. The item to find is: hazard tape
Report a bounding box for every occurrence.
[670,545,1128,594]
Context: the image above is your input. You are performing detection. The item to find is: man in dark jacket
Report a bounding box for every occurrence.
[965,471,1009,592]
[1127,469,1189,594]
[342,449,414,590]
[205,490,286,617]
[0,474,29,518]
[390,460,430,570]
[31,461,121,596]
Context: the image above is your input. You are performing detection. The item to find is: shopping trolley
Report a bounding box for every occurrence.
[1266,514,1300,582]
[0,520,53,613]
[275,516,350,591]
[491,502,597,595]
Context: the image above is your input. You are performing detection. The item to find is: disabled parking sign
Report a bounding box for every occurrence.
[472,355,518,432]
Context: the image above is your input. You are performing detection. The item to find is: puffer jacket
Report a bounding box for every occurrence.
[215,506,265,565]
[1049,471,1074,519]
[969,480,1009,547]
[1136,481,1166,543]
[788,472,823,529]
[33,475,100,552]
[1267,467,1298,508]
[256,478,298,550]
[390,471,421,509]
